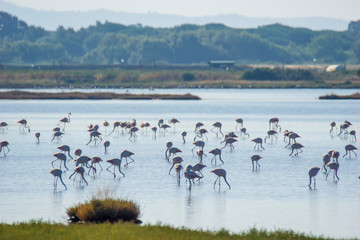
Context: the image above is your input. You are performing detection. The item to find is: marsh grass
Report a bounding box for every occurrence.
[0,221,334,240]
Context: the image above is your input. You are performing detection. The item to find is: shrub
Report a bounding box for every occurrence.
[66,197,140,224]
[182,72,195,81]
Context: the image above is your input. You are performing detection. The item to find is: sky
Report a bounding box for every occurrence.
[3,0,360,20]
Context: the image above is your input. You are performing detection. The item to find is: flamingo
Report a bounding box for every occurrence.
[35,132,40,144]
[165,141,173,160]
[252,137,265,150]
[326,162,339,181]
[264,130,278,143]
[239,127,250,138]
[209,148,224,165]
[289,143,304,156]
[329,121,336,135]
[285,132,300,148]
[88,156,103,175]
[338,122,351,136]
[121,150,135,167]
[57,145,73,159]
[0,140,10,157]
[192,140,205,154]
[211,168,231,190]
[49,168,67,190]
[194,122,204,133]
[191,163,206,178]
[104,140,110,154]
[251,154,262,171]
[181,131,187,143]
[74,155,92,168]
[59,113,71,131]
[159,124,171,134]
[69,166,88,185]
[17,119,30,133]
[350,130,357,142]
[196,149,207,163]
[52,152,68,170]
[103,120,109,133]
[343,144,358,158]
[168,117,180,132]
[108,121,121,136]
[86,131,102,145]
[328,150,340,163]
[51,131,63,142]
[158,119,164,128]
[194,128,208,141]
[169,156,183,174]
[269,117,281,132]
[211,121,224,137]
[168,147,182,159]
[53,127,61,132]
[144,122,150,134]
[0,122,8,131]
[221,137,237,151]
[322,153,331,172]
[308,167,320,189]
[106,158,125,178]
[151,126,157,139]
[174,164,183,184]
[128,127,139,140]
[74,148,82,158]
[184,170,202,188]
[235,118,243,131]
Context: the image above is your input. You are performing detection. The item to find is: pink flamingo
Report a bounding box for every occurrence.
[252,137,265,150]
[59,113,71,131]
[235,118,243,131]
[174,164,183,184]
[52,152,68,170]
[88,156,103,175]
[289,143,304,156]
[69,166,88,185]
[168,147,182,159]
[343,144,358,158]
[151,126,157,139]
[329,121,336,135]
[168,117,180,132]
[106,158,125,177]
[350,130,357,142]
[0,140,10,157]
[74,148,82,158]
[239,127,250,138]
[181,131,187,143]
[191,163,206,178]
[264,130,278,143]
[211,121,224,137]
[169,156,183,174]
[108,121,120,136]
[209,148,224,165]
[322,153,331,172]
[0,122,8,131]
[17,119,30,133]
[51,131,63,142]
[57,145,73,159]
[50,168,67,190]
[129,127,139,140]
[326,162,339,181]
[308,167,320,189]
[192,140,205,154]
[165,141,173,160]
[184,170,202,188]
[269,117,281,132]
[194,122,204,133]
[86,131,102,145]
[221,137,237,151]
[251,154,262,171]
[121,150,135,167]
[194,128,208,141]
[211,168,231,190]
[196,149,207,163]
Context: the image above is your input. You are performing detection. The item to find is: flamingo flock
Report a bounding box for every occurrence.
[0,114,359,193]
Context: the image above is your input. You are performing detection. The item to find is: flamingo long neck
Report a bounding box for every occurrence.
[59,175,67,190]
[68,113,71,123]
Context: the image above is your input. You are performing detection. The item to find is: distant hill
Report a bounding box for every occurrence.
[0,0,349,31]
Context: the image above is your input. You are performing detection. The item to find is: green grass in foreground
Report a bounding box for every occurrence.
[0,221,335,240]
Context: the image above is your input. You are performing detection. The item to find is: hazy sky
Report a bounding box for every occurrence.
[4,0,360,20]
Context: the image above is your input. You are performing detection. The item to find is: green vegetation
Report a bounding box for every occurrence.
[1,11,360,65]
[0,221,334,240]
[319,92,360,99]
[1,68,360,89]
[0,91,200,100]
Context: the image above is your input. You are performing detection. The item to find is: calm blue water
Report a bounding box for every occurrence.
[0,88,359,238]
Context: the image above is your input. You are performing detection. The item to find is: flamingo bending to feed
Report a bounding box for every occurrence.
[308,167,320,189]
[106,158,125,178]
[329,121,336,135]
[191,163,206,178]
[184,170,202,188]
[174,164,183,184]
[69,166,88,185]
[57,145,73,159]
[121,150,135,167]
[211,168,231,190]
[209,148,224,165]
[181,131,187,143]
[343,144,358,158]
[50,168,67,190]
[252,138,265,150]
[88,156,103,175]
[104,141,110,154]
[86,131,102,145]
[211,121,224,137]
[17,119,30,133]
[169,156,183,174]
[168,117,180,132]
[51,131,63,142]
[221,137,237,151]
[35,132,40,144]
[52,152,68,170]
[289,143,304,156]
[192,140,205,154]
[251,154,262,171]
[326,162,339,181]
[264,130,278,143]
[0,140,10,157]
[322,153,331,172]
[196,149,207,163]
[235,118,243,131]
[165,141,173,160]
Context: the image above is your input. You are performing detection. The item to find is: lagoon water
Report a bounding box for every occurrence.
[0,88,359,238]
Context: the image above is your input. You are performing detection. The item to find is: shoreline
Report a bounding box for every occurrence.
[319,92,360,99]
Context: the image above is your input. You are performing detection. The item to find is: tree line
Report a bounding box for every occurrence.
[1,11,360,65]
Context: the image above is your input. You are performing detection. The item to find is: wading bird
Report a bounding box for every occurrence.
[69,166,88,185]
[0,140,10,157]
[168,118,180,132]
[194,128,208,141]
[104,140,110,154]
[192,140,205,154]
[174,164,183,184]
[211,121,224,137]
[169,156,183,175]
[196,149,207,163]
[167,147,182,160]
[264,130,278,143]
[350,130,357,142]
[289,143,304,156]
[308,167,320,189]
[251,154,262,171]
[252,137,265,150]
[59,113,71,131]
[52,152,68,170]
[35,132,40,144]
[151,126,157,139]
[108,121,121,136]
[329,121,336,135]
[57,145,73,159]
[194,122,204,133]
[211,168,231,190]
[269,117,281,132]
[86,131,102,145]
[209,148,224,165]
[121,150,135,167]
[50,168,67,190]
[184,170,202,188]
[106,158,125,178]
[181,131,187,143]
[343,144,358,158]
[322,153,331,172]
[74,148,82,158]
[221,137,237,151]
[17,119,30,133]
[326,162,339,181]
[165,141,173,160]
[0,122,8,131]
[191,163,206,178]
[235,118,243,131]
[88,156,103,176]
[51,131,63,142]
[239,127,250,138]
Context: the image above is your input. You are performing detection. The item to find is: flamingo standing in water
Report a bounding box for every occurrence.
[174,164,183,184]
[128,127,139,140]
[221,137,237,151]
[104,140,110,154]
[51,131,63,142]
[17,119,30,133]
[88,156,103,176]
[57,145,73,159]
[59,113,71,131]
[211,121,224,137]
[289,143,304,156]
[35,132,40,144]
[194,122,204,133]
[103,120,109,134]
[50,168,67,190]
[308,167,320,189]
[211,168,231,190]
[349,130,357,142]
[322,153,331,172]
[235,118,243,131]
[326,162,339,181]
[192,140,205,154]
[209,148,224,165]
[191,163,206,178]
[328,150,340,163]
[285,132,300,148]
[196,149,207,163]
[69,166,88,185]
[181,131,187,143]
[269,117,281,132]
[251,154,262,171]
[121,150,135,167]
[106,158,125,178]
[151,127,157,139]
[0,122,8,132]
[239,127,250,138]
[52,152,68,170]
[264,130,278,143]
[184,169,202,188]
[194,128,208,141]
[74,148,82,158]
[168,118,180,132]
[252,138,265,150]
[86,131,102,145]
[0,140,10,157]
[343,144,358,158]
[165,141,173,160]
[167,147,182,159]
[329,121,336,135]
[169,156,183,174]
[108,121,120,136]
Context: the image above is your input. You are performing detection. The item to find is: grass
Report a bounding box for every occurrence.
[0,91,200,100]
[319,92,360,99]
[0,221,335,240]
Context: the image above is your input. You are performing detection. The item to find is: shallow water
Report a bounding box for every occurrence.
[0,88,359,238]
